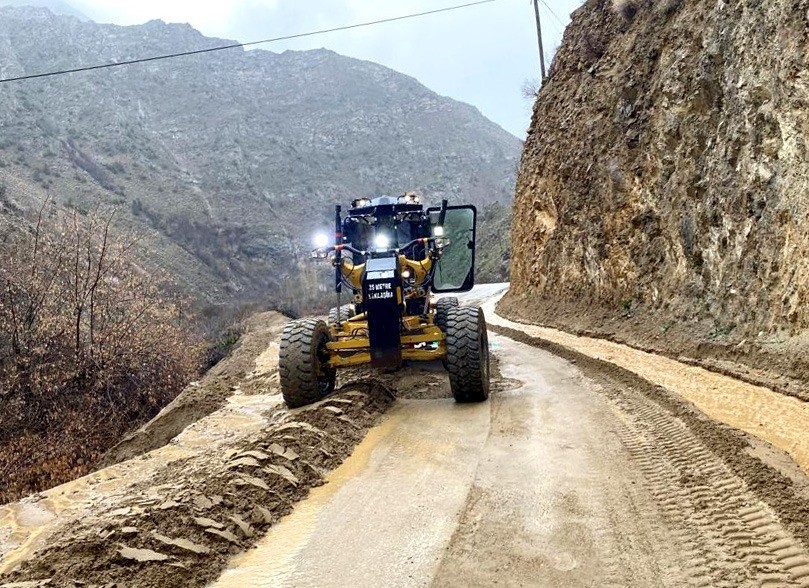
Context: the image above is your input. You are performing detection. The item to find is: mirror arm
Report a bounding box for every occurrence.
[438,199,448,226]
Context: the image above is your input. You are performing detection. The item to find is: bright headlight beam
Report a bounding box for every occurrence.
[433,226,445,237]
[374,234,391,250]
[313,232,330,248]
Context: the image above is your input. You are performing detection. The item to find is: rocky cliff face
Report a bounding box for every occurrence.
[0,6,519,311]
[503,0,809,384]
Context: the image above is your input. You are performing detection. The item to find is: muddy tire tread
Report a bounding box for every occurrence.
[445,306,489,403]
[279,318,335,408]
[327,304,355,326]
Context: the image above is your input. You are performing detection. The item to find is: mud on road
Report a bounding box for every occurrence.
[0,351,455,588]
[1,383,393,588]
[487,324,809,587]
[2,286,809,587]
[209,321,809,588]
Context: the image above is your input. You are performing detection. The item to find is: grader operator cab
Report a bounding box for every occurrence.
[279,194,490,408]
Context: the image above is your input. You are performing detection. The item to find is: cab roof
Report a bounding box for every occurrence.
[348,195,424,217]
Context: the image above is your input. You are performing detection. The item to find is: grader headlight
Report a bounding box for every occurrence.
[313,232,330,248]
[374,233,391,251]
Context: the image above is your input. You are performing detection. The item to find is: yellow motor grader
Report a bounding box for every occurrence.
[279,194,490,408]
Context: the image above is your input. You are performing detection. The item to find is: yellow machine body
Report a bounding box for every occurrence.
[326,312,446,368]
[340,255,433,297]
[327,254,443,368]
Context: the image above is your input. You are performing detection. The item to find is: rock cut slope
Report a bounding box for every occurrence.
[503,0,809,384]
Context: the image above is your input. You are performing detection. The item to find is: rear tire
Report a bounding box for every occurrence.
[434,297,459,333]
[279,319,336,408]
[445,306,490,403]
[327,304,355,326]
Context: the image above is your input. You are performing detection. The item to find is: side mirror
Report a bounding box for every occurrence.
[426,205,476,293]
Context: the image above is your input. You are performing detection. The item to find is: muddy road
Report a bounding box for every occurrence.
[2,285,809,587]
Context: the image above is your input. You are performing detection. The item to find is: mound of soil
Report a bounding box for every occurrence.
[498,295,809,403]
[1,382,394,588]
[101,312,288,467]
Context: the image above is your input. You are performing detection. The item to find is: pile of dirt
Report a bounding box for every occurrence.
[338,362,453,401]
[101,311,288,467]
[497,296,809,402]
[1,382,394,588]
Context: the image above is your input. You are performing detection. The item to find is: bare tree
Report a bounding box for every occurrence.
[0,199,199,501]
[521,78,541,102]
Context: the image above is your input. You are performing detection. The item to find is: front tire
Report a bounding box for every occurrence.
[327,304,355,326]
[445,306,490,403]
[434,296,459,333]
[279,319,336,408]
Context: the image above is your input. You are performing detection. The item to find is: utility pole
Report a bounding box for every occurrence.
[532,0,547,82]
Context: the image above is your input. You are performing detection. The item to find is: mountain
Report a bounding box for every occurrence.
[0,0,88,20]
[0,6,520,313]
[502,0,809,386]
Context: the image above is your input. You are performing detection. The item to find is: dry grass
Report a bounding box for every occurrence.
[0,200,201,502]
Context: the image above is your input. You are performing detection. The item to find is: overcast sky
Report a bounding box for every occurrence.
[69,0,584,138]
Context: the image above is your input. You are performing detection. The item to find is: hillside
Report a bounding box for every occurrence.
[0,0,88,20]
[0,6,520,312]
[502,0,809,386]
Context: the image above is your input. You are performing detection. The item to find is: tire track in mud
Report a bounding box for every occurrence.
[0,383,394,588]
[486,301,809,475]
[609,388,809,587]
[490,323,809,587]
[430,335,689,588]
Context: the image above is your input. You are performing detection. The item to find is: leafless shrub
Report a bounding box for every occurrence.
[521,79,541,102]
[0,200,200,501]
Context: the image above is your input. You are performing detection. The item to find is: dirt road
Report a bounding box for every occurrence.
[2,285,809,587]
[211,285,809,587]
[215,333,679,587]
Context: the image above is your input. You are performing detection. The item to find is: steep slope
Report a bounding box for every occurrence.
[0,6,520,311]
[503,0,809,383]
[0,0,88,20]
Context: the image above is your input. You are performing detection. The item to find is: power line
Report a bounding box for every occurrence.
[539,7,565,39]
[0,0,503,84]
[537,0,567,29]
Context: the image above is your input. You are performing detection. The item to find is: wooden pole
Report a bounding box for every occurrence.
[533,0,547,82]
